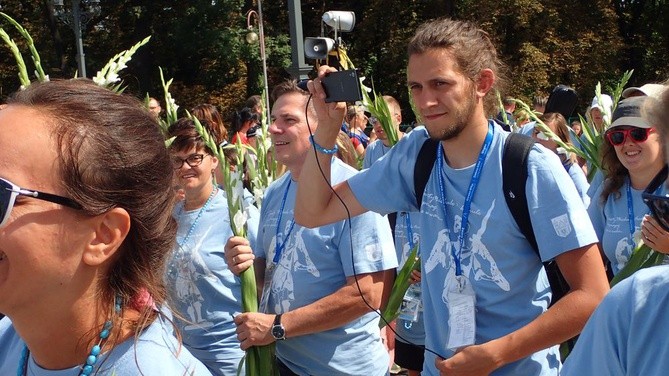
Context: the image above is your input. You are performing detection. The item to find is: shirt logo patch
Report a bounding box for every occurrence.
[551,214,572,237]
[365,243,383,262]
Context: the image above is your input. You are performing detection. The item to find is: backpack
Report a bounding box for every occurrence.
[413,133,569,306]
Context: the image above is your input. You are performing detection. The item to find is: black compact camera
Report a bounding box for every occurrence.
[320,70,363,103]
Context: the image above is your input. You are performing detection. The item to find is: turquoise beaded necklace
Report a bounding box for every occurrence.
[18,295,122,376]
[177,186,218,249]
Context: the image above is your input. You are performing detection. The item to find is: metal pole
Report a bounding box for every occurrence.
[287,0,310,79]
[256,0,271,117]
[71,1,87,78]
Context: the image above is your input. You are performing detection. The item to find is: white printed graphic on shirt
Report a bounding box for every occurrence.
[269,225,320,314]
[426,200,511,305]
[170,229,215,330]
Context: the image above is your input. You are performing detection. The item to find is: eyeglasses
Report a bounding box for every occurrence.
[605,127,655,146]
[0,177,82,228]
[172,153,206,170]
[642,165,669,231]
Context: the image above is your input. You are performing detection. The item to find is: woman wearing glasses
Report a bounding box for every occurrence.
[587,96,669,276]
[562,85,669,375]
[0,80,211,375]
[166,118,260,375]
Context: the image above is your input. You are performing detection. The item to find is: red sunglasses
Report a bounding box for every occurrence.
[605,127,655,146]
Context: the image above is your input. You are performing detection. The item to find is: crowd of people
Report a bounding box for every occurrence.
[0,16,668,376]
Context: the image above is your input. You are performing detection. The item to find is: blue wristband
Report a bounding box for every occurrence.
[310,135,338,155]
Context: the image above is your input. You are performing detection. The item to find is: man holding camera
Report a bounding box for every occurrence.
[225,80,397,376]
[294,18,609,376]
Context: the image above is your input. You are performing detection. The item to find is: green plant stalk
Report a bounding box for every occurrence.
[0,12,47,82]
[408,88,423,126]
[379,244,420,328]
[362,80,398,147]
[495,91,515,131]
[610,241,665,287]
[159,67,179,132]
[0,27,30,88]
[337,46,398,147]
[190,115,276,376]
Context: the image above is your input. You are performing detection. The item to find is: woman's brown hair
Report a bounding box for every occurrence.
[9,79,177,332]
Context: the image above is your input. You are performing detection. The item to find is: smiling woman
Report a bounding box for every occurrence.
[166,117,261,375]
[0,79,211,375]
[588,96,669,276]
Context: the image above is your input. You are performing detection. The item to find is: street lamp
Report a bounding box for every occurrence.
[246,1,271,122]
[52,0,101,78]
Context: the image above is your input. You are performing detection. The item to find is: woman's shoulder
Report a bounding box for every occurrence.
[102,318,212,375]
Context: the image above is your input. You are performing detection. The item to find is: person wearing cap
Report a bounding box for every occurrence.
[587,96,669,276]
[622,83,666,99]
[585,94,614,132]
[561,84,669,376]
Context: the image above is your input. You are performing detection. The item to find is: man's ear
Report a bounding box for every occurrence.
[475,69,495,99]
[82,207,131,267]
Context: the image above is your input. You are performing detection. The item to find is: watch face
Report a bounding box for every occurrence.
[272,324,285,339]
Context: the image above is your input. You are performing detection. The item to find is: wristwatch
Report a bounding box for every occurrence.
[271,314,286,340]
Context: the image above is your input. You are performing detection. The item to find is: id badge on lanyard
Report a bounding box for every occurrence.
[446,274,477,351]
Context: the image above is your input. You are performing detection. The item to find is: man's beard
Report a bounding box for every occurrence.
[428,90,478,141]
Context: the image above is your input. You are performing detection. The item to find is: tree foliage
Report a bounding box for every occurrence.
[0,0,667,123]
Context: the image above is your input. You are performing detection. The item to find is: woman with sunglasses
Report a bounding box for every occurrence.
[587,96,669,276]
[166,118,260,375]
[532,112,590,206]
[561,85,669,376]
[0,80,211,375]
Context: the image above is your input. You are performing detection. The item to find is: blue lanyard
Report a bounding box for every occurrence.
[626,179,636,243]
[437,123,494,276]
[274,180,295,263]
[405,213,415,250]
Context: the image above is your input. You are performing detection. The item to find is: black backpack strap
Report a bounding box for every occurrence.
[502,133,538,253]
[504,133,572,306]
[414,138,439,209]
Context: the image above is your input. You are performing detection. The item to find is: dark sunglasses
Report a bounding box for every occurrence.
[642,165,669,231]
[605,127,655,146]
[0,177,82,228]
[172,153,206,170]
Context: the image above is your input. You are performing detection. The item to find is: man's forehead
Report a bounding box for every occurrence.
[271,93,308,116]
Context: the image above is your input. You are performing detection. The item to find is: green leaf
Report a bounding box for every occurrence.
[379,244,419,328]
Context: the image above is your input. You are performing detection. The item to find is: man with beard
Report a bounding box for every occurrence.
[293,18,610,376]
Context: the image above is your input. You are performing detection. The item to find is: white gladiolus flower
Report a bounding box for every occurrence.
[233,210,248,232]
[253,187,264,206]
[230,171,244,204]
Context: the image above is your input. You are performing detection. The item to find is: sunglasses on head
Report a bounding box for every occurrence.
[605,127,655,146]
[0,178,82,228]
[642,165,669,232]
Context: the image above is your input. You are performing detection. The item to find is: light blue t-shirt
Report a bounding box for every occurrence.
[166,188,260,375]
[518,121,535,135]
[256,158,397,376]
[347,123,598,376]
[586,169,605,198]
[587,179,666,275]
[561,265,669,375]
[363,139,392,169]
[0,316,212,375]
[393,212,426,346]
[364,138,426,347]
[566,162,590,207]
